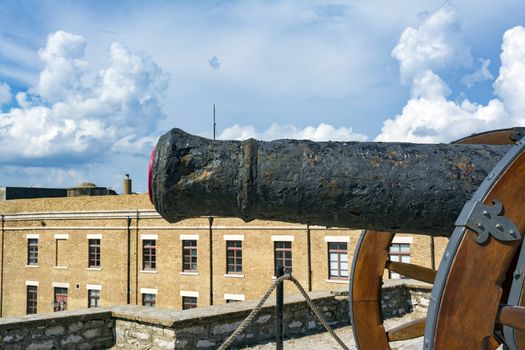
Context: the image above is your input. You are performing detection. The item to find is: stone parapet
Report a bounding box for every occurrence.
[0,281,432,349]
[0,307,114,349]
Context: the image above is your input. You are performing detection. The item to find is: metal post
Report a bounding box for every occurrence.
[209,216,214,305]
[126,217,131,304]
[275,266,284,350]
[306,224,312,292]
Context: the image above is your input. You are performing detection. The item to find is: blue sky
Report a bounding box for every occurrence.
[0,1,524,192]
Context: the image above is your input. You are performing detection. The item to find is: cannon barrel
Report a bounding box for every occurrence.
[149,128,512,236]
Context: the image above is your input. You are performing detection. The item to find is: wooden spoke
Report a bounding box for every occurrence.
[350,230,395,349]
[386,318,426,342]
[385,261,436,284]
[487,336,502,350]
[497,305,525,333]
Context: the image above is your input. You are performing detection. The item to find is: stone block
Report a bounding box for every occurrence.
[128,329,150,340]
[45,325,65,336]
[180,325,206,335]
[175,339,189,349]
[69,321,84,332]
[3,332,24,344]
[211,321,242,335]
[83,327,102,339]
[154,337,176,348]
[289,320,302,328]
[61,334,83,345]
[255,315,271,324]
[26,340,55,350]
[196,339,216,348]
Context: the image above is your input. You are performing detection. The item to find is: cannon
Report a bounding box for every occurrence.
[149,127,525,349]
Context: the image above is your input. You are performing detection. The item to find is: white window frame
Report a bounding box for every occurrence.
[271,235,294,242]
[223,235,244,241]
[180,290,199,298]
[180,234,199,241]
[86,284,102,291]
[140,288,158,295]
[224,293,245,301]
[324,236,350,243]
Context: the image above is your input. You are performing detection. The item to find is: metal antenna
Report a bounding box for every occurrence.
[213,103,217,140]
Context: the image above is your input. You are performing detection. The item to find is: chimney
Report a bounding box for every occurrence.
[123,174,132,195]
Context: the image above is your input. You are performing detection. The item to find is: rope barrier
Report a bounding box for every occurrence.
[217,274,349,350]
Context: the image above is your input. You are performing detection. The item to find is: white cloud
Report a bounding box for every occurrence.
[461,58,493,88]
[494,26,525,123]
[219,123,367,141]
[376,97,507,143]
[0,31,169,165]
[0,82,11,106]
[377,7,525,143]
[411,70,451,99]
[391,5,472,82]
[35,31,88,102]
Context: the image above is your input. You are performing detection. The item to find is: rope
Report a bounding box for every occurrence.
[217,274,349,350]
[287,275,349,350]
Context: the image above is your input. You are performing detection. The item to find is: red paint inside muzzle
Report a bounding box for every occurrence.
[148,147,155,204]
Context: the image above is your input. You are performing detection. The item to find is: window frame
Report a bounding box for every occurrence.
[142,239,157,271]
[226,240,242,274]
[182,240,198,272]
[142,293,156,307]
[88,289,100,308]
[26,285,37,314]
[182,296,198,310]
[388,243,411,279]
[27,238,38,266]
[88,239,101,268]
[327,242,349,280]
[53,287,68,312]
[274,241,292,275]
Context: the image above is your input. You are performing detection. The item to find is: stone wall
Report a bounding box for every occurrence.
[0,282,431,349]
[381,279,432,318]
[0,308,114,349]
[113,281,431,349]
[112,290,350,349]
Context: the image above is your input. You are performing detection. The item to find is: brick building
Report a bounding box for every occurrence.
[0,193,448,317]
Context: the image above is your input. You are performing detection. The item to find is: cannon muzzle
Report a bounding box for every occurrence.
[149,128,511,236]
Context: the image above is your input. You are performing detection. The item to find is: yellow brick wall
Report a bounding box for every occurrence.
[0,194,447,317]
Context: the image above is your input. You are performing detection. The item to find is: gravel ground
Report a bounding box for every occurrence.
[242,314,424,350]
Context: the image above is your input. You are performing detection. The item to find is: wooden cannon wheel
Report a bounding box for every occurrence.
[349,127,525,350]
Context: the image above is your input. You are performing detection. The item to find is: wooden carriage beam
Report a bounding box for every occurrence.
[385,261,436,284]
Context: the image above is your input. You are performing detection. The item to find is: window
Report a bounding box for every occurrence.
[27,239,38,265]
[274,241,292,275]
[54,287,68,312]
[142,240,156,270]
[88,289,100,308]
[328,242,349,280]
[389,243,411,279]
[88,239,101,268]
[182,240,198,272]
[142,293,156,307]
[226,299,240,303]
[26,286,37,314]
[226,241,242,274]
[182,296,197,310]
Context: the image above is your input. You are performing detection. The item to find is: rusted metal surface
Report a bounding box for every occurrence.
[150,128,511,236]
